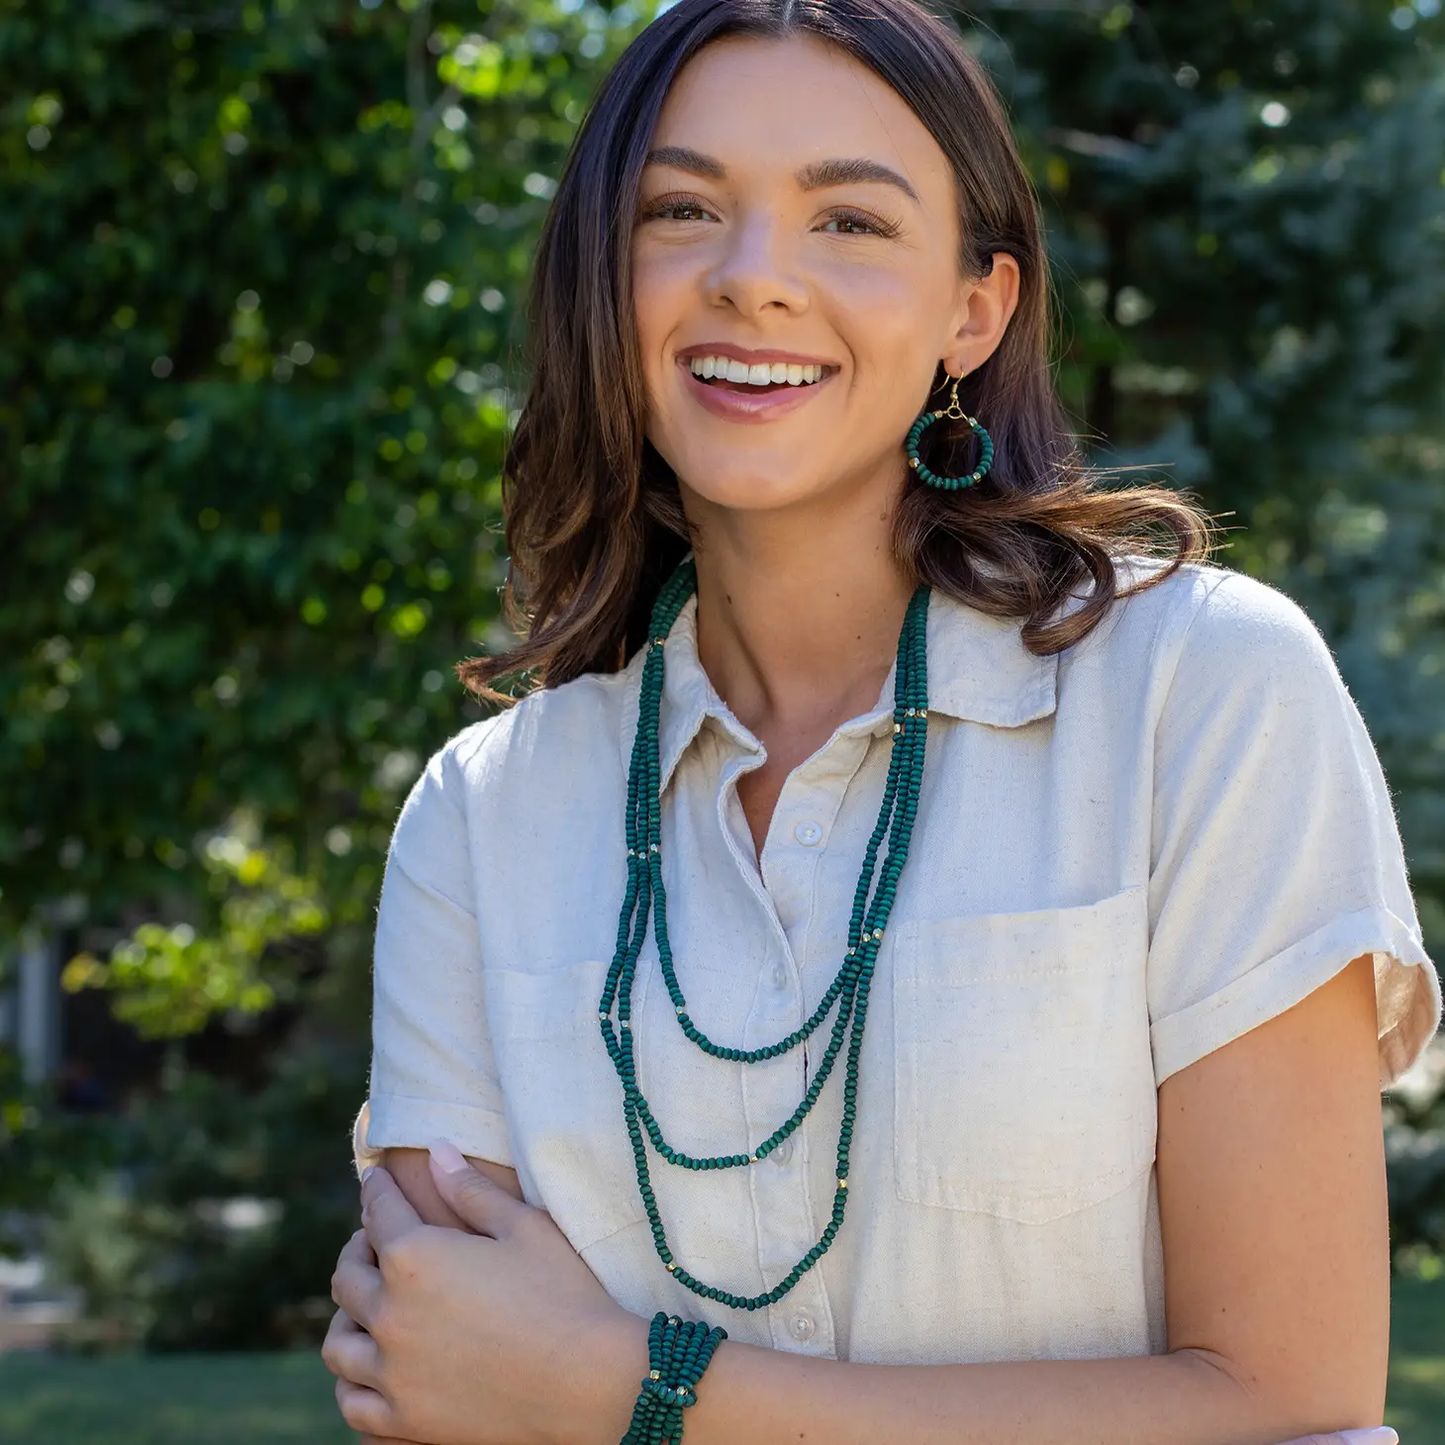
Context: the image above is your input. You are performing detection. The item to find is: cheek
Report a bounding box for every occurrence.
[631,249,701,434]
[821,254,949,353]
[820,262,947,411]
[821,253,934,308]
[631,243,699,351]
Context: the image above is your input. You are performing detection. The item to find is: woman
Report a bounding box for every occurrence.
[324,0,1441,1441]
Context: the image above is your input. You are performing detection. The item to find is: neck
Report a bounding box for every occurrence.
[686,492,914,739]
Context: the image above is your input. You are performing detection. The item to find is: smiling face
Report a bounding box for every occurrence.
[631,32,1015,523]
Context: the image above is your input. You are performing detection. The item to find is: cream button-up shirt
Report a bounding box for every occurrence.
[354,558,1440,1365]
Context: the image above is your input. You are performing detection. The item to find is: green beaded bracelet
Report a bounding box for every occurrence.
[620,1311,728,1445]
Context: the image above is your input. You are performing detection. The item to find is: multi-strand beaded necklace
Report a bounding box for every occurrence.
[598,559,931,1311]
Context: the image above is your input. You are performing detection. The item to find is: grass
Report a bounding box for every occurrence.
[0,1348,354,1445]
[1387,1275,1445,1443]
[0,1279,1441,1444]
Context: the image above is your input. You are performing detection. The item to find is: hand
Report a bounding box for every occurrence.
[322,1157,1403,1445]
[322,1143,646,1445]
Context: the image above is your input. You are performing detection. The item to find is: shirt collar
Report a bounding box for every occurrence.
[621,586,1062,795]
[926,589,1060,728]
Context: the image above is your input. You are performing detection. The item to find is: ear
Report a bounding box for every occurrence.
[943,251,1021,380]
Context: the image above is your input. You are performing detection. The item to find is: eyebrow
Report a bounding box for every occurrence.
[643,145,920,202]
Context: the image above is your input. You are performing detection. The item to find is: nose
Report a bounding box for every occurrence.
[701,213,809,317]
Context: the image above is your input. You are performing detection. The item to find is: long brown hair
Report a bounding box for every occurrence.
[459,0,1218,698]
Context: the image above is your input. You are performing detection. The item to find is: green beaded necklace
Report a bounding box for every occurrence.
[598,559,931,1311]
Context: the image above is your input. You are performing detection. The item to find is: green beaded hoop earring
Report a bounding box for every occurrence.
[906,370,994,490]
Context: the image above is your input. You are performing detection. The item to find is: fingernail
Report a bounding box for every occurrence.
[428,1139,470,1174]
[1339,1429,1398,1445]
[360,1165,375,1184]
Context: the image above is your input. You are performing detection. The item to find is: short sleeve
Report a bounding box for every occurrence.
[1146,571,1441,1089]
[351,720,514,1177]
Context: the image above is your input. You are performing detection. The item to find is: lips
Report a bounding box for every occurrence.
[677,352,836,423]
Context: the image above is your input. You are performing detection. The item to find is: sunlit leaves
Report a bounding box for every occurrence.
[439,36,506,99]
[0,0,646,1032]
[61,826,327,1039]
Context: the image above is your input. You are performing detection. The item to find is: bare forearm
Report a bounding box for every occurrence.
[380,1147,525,1228]
[579,1313,1368,1445]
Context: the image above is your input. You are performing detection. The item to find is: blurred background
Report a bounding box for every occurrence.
[3,0,1445,1439]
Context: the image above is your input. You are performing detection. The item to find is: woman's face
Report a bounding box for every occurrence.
[632,32,1018,520]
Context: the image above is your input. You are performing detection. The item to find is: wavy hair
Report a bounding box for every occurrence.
[458,0,1218,697]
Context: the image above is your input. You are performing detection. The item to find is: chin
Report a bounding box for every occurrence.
[681,466,826,515]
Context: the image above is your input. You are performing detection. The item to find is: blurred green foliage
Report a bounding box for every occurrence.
[62,825,328,1038]
[1388,1054,1445,1270]
[0,0,644,1328]
[1,0,637,1007]
[977,0,1445,946]
[38,1045,366,1350]
[2,0,1444,1345]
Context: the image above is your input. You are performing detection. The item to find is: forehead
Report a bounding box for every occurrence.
[649,32,954,202]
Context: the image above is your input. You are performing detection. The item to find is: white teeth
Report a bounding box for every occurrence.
[687,355,827,386]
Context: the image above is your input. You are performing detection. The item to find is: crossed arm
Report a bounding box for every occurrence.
[331,953,1393,1444]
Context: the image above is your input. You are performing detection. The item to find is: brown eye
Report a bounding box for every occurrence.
[641,193,716,224]
[819,209,899,238]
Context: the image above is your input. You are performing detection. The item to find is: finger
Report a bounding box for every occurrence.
[339,1224,376,1266]
[331,1237,384,1331]
[360,1164,426,1256]
[427,1138,531,1239]
[1279,1434,1398,1445]
[336,1376,398,1438]
[320,1307,382,1390]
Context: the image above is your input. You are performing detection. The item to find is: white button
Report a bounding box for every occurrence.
[771,1139,793,1166]
[793,820,822,846]
[770,965,788,989]
[789,1311,815,1341]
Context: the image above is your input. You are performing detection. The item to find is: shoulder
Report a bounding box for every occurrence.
[1084,554,1342,703]
[396,659,638,829]
[1082,558,1375,796]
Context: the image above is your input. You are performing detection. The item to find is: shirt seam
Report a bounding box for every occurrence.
[388,847,477,918]
[1146,564,1239,746]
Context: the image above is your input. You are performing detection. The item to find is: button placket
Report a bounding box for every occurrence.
[760,764,840,940]
[739,714,876,1358]
[768,1268,836,1356]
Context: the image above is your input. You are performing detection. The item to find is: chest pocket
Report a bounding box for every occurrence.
[891,885,1156,1223]
[488,959,651,1252]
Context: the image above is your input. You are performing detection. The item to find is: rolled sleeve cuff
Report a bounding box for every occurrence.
[1150,905,1441,1090]
[351,1094,515,1178]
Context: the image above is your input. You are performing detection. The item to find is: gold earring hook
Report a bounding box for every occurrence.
[943,371,966,420]
[930,366,970,421]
